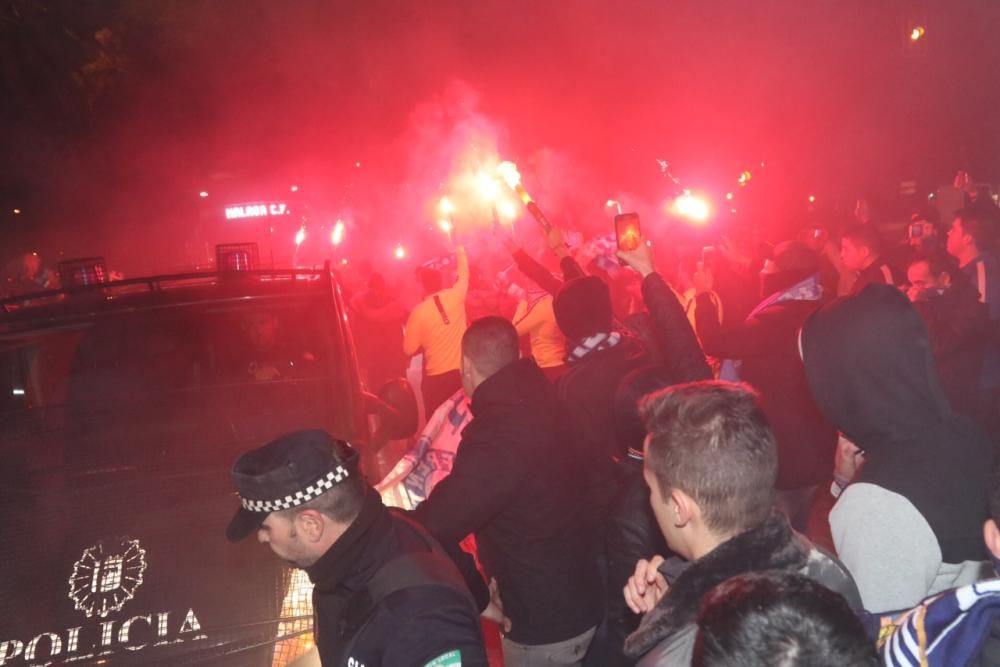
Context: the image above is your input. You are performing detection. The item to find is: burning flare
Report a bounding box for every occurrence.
[670,190,711,224]
[475,172,500,201]
[497,161,533,205]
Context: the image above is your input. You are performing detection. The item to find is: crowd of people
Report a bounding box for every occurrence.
[227,188,1000,666]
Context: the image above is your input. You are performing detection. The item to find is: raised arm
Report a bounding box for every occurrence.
[616,243,711,382]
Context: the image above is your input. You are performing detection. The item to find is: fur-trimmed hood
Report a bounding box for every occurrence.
[624,512,859,660]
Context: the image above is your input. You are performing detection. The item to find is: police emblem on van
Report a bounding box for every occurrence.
[68,539,147,618]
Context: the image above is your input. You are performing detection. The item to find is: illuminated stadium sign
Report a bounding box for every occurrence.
[225,202,290,220]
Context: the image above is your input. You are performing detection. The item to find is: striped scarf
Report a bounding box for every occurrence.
[567,331,622,364]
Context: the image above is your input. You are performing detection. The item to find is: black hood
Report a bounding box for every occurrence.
[800,284,949,445]
[801,284,992,563]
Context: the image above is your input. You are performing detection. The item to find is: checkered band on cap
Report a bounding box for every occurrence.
[240,466,350,513]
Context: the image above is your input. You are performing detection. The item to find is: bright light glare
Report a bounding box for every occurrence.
[911,26,925,41]
[394,244,406,260]
[808,195,816,203]
[497,161,521,189]
[13,208,22,214]
[475,172,500,201]
[725,192,733,201]
[671,191,711,224]
[438,219,453,234]
[290,185,299,192]
[738,171,752,187]
[295,228,306,246]
[331,220,345,245]
[439,196,455,215]
[198,191,208,198]
[12,388,25,396]
[498,200,518,220]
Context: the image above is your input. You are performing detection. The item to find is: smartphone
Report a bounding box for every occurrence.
[615,213,641,252]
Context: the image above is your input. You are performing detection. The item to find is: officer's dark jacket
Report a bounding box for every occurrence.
[305,490,487,667]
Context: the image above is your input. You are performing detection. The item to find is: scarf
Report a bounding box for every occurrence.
[869,579,1000,666]
[567,331,622,364]
[720,274,823,381]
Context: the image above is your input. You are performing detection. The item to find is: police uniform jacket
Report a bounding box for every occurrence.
[305,490,487,667]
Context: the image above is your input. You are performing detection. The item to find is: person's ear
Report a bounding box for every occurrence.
[940,272,952,289]
[983,520,1000,560]
[671,489,697,528]
[295,509,327,542]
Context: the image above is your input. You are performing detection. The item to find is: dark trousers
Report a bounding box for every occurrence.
[422,369,462,417]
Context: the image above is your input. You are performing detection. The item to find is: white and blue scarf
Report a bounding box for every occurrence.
[719,275,823,381]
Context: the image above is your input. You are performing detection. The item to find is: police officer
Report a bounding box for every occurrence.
[226,430,487,667]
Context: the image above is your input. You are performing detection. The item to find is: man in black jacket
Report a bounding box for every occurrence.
[227,430,487,667]
[553,275,652,526]
[840,224,899,295]
[622,382,861,666]
[414,317,603,666]
[693,241,837,529]
[906,251,989,418]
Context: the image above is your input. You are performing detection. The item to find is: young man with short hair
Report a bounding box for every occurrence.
[906,250,989,418]
[840,224,898,295]
[622,382,860,666]
[947,208,1000,440]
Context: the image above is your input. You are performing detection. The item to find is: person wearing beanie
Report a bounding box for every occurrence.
[693,240,837,531]
[553,274,652,529]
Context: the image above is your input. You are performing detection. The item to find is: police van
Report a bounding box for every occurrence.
[0,245,416,666]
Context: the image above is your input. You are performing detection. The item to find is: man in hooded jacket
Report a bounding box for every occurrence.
[801,284,994,613]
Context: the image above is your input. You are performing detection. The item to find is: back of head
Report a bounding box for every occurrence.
[418,266,443,295]
[614,365,676,455]
[554,275,613,341]
[641,381,777,536]
[842,224,883,258]
[462,316,520,379]
[773,240,819,274]
[693,572,878,667]
[762,240,820,295]
[907,249,955,280]
[800,284,950,449]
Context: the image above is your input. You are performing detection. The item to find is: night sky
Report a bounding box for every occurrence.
[2,0,999,272]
